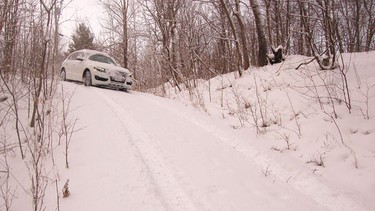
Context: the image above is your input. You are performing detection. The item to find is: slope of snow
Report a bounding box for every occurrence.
[2,52,374,210]
[161,51,375,210]
[45,84,367,210]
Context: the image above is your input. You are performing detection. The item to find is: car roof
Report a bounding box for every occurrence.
[79,49,110,57]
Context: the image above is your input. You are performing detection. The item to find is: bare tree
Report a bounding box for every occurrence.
[59,85,79,169]
[100,0,130,68]
[218,0,243,75]
[1,0,20,76]
[96,0,374,91]
[249,0,268,66]
[234,0,250,71]
[364,0,375,51]
[140,0,183,90]
[0,0,80,210]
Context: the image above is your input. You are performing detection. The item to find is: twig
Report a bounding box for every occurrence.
[262,164,272,177]
[55,180,60,211]
[295,57,317,70]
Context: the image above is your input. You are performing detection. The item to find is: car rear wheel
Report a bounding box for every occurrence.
[60,69,66,81]
[83,70,92,86]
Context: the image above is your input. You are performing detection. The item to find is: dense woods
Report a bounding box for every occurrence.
[96,0,375,91]
[1,0,374,91]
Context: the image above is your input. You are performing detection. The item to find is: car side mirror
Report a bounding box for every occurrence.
[76,56,84,61]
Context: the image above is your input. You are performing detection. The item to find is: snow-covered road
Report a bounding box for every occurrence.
[60,82,366,210]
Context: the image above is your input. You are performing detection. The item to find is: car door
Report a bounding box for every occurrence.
[69,51,85,81]
[63,52,78,80]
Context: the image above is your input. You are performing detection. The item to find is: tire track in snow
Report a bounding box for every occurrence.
[95,89,197,211]
[135,93,367,211]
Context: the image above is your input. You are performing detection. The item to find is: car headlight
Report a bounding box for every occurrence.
[94,66,106,73]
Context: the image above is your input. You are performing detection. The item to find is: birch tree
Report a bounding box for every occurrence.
[249,0,268,66]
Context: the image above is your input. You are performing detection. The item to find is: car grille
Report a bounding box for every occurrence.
[95,75,109,81]
[110,71,128,83]
[110,76,125,83]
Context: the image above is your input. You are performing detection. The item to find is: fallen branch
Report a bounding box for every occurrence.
[295,56,317,70]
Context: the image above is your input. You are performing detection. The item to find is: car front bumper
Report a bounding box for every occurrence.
[93,73,132,90]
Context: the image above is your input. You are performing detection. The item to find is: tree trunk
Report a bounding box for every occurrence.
[264,0,272,47]
[364,0,374,51]
[285,0,291,54]
[219,0,243,76]
[121,0,128,68]
[2,0,20,76]
[0,0,9,34]
[355,0,361,52]
[234,0,250,70]
[218,14,228,73]
[249,0,268,66]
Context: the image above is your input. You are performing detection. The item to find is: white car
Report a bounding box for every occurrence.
[60,49,132,91]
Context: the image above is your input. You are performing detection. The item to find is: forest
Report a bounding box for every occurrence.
[1,0,374,91]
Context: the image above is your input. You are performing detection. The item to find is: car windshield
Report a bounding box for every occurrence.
[88,54,117,65]
[68,52,84,60]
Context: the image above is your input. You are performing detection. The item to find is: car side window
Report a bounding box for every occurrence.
[105,57,116,65]
[89,54,102,63]
[77,52,85,60]
[68,52,78,60]
[89,54,116,65]
[67,52,84,60]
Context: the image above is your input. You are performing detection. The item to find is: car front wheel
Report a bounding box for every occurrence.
[60,69,66,81]
[83,70,92,86]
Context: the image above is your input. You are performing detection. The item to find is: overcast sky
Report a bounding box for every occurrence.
[60,0,105,44]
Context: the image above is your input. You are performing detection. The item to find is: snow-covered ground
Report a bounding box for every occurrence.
[2,52,375,210]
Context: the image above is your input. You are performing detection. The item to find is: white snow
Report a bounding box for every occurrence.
[2,51,375,210]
